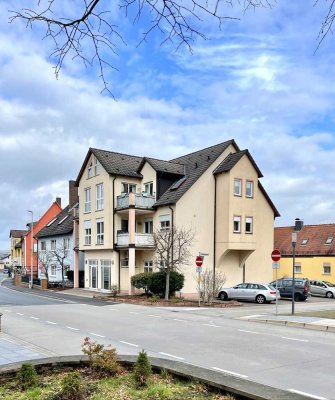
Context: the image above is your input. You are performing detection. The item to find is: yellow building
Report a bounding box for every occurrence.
[75,140,279,296]
[274,224,335,282]
[9,230,27,266]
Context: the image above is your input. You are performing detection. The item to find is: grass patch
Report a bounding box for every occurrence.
[293,310,335,319]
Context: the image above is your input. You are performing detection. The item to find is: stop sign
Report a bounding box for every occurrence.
[271,249,281,262]
[195,256,203,267]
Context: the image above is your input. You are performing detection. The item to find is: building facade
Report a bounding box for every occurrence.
[9,230,27,266]
[274,224,335,282]
[76,140,279,296]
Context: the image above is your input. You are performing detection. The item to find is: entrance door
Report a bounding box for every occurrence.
[89,260,98,289]
[101,260,111,290]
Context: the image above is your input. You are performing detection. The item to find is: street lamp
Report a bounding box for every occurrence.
[27,210,34,289]
[291,231,297,315]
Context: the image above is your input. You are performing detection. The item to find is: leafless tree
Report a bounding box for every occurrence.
[38,242,70,287]
[153,225,195,300]
[9,0,272,93]
[199,268,226,304]
[52,244,70,288]
[37,250,53,283]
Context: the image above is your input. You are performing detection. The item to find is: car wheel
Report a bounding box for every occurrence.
[219,292,228,301]
[326,291,334,299]
[255,295,266,304]
[294,293,301,301]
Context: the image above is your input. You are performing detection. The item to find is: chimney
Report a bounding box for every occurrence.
[69,180,79,205]
[56,197,62,207]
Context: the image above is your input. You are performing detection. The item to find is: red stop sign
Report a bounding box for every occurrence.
[195,256,203,267]
[271,249,281,262]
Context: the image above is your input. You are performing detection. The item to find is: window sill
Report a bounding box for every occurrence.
[233,231,241,234]
[84,211,91,214]
[234,194,242,197]
[96,243,105,246]
[96,209,104,212]
[322,273,331,275]
[246,195,253,199]
[245,232,253,234]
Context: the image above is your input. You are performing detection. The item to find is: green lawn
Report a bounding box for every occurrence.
[294,310,335,319]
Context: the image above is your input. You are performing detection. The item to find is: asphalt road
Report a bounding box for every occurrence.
[1,275,335,400]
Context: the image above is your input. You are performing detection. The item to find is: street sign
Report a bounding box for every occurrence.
[271,249,281,262]
[196,266,202,273]
[272,262,280,269]
[195,256,203,267]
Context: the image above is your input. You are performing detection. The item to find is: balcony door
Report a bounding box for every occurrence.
[101,260,111,290]
[144,218,153,234]
[89,260,98,289]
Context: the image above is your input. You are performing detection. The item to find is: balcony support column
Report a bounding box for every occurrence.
[128,195,136,294]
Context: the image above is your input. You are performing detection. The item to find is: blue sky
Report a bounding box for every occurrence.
[1,1,335,250]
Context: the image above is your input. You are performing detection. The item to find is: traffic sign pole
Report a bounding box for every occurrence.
[271,250,281,316]
[195,255,204,307]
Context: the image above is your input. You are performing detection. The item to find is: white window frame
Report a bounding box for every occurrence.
[160,214,171,231]
[323,264,331,275]
[144,182,153,196]
[96,218,104,245]
[144,260,153,273]
[245,216,253,234]
[233,216,241,233]
[144,218,153,234]
[84,188,91,213]
[294,262,302,274]
[121,182,137,194]
[84,220,92,245]
[246,180,253,198]
[234,178,242,196]
[40,241,46,252]
[96,183,104,211]
[63,237,70,251]
[94,158,100,175]
[51,239,56,251]
[88,161,93,178]
[50,264,57,277]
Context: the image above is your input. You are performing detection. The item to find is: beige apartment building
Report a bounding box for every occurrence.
[75,140,279,296]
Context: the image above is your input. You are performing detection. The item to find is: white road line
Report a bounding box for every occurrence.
[109,308,120,312]
[159,352,184,360]
[90,332,105,338]
[66,326,79,331]
[212,367,248,378]
[128,311,139,314]
[16,313,24,316]
[281,336,309,342]
[148,314,161,318]
[3,309,11,312]
[120,341,139,347]
[30,317,39,320]
[173,318,187,322]
[46,321,57,325]
[202,323,220,328]
[239,314,264,319]
[238,329,259,334]
[289,389,327,400]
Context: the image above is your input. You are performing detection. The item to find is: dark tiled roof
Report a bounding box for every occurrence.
[9,229,27,238]
[213,150,263,177]
[37,204,77,238]
[154,140,238,206]
[140,157,184,175]
[274,224,335,256]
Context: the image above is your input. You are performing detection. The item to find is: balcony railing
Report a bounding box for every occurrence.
[116,193,155,210]
[117,233,155,247]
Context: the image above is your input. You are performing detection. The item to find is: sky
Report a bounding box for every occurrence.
[1,1,335,251]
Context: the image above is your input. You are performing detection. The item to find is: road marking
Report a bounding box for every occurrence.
[30,316,39,320]
[148,314,161,318]
[120,341,139,347]
[159,352,184,360]
[202,323,220,328]
[239,314,264,319]
[281,337,309,342]
[238,329,259,334]
[16,312,24,316]
[289,389,326,399]
[173,318,187,322]
[109,308,120,312]
[3,309,11,312]
[90,332,105,338]
[128,311,139,314]
[46,321,57,325]
[212,367,248,378]
[66,326,79,331]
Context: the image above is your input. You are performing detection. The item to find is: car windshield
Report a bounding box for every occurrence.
[268,285,277,290]
[324,281,335,287]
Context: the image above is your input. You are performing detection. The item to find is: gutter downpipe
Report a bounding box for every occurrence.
[213,175,217,287]
[168,204,174,264]
[112,177,121,291]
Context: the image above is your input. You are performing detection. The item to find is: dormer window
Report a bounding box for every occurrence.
[301,239,308,245]
[94,158,100,175]
[88,161,93,178]
[325,236,333,245]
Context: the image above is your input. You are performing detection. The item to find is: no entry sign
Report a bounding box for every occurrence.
[195,256,203,267]
[271,249,281,262]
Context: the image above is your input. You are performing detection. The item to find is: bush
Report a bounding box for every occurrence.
[81,337,121,376]
[131,272,152,293]
[17,363,38,390]
[59,372,86,400]
[110,284,119,297]
[148,271,184,297]
[133,350,152,386]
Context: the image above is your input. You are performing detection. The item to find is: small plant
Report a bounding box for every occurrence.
[82,337,121,376]
[59,371,86,400]
[133,350,152,386]
[17,363,38,390]
[110,284,119,297]
[150,294,161,303]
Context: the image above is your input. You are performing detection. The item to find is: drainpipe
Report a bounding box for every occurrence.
[112,177,121,290]
[168,204,174,263]
[213,175,217,285]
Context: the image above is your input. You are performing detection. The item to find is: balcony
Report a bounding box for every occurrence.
[117,233,155,248]
[116,193,155,210]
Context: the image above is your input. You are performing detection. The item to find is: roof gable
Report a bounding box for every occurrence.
[138,157,184,176]
[213,150,263,177]
[37,204,77,238]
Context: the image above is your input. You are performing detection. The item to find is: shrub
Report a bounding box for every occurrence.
[81,337,121,376]
[59,372,86,400]
[148,271,184,297]
[110,284,119,297]
[133,350,152,386]
[131,272,152,293]
[17,363,38,390]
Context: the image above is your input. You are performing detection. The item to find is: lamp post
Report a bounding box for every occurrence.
[27,210,33,289]
[291,231,297,315]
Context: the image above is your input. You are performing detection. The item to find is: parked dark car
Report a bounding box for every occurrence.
[269,278,310,301]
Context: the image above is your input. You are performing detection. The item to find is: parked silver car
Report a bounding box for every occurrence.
[309,280,335,298]
[218,283,280,304]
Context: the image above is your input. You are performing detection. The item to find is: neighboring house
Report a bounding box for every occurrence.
[21,198,62,277]
[0,254,10,270]
[36,181,84,287]
[274,224,335,282]
[75,140,279,296]
[9,230,27,266]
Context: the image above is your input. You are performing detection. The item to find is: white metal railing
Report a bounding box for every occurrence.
[116,194,155,209]
[116,233,154,247]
